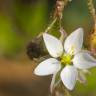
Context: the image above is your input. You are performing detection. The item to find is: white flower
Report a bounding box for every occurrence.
[34,28,96,91]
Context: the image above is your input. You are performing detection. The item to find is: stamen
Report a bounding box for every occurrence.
[69,45,75,55]
[60,54,72,65]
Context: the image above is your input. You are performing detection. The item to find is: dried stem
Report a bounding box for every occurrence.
[87,0,96,24]
[37,0,71,39]
[87,0,96,55]
[55,0,70,41]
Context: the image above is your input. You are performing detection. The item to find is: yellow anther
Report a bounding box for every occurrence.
[61,54,72,65]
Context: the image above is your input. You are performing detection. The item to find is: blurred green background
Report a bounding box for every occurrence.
[0,0,96,96]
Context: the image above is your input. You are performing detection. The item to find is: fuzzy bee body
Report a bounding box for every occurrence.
[27,42,42,59]
[26,37,48,60]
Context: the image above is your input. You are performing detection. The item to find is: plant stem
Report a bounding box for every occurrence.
[37,17,57,38]
[87,0,96,55]
[45,17,57,33]
[87,0,96,24]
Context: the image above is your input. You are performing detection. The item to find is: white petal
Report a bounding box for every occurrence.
[64,28,83,54]
[43,33,63,58]
[60,65,78,90]
[34,58,61,76]
[73,51,96,69]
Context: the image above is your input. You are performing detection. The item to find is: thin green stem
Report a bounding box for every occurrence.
[37,18,57,38]
[45,17,57,33]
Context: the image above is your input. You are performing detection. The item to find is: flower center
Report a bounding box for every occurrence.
[60,54,72,65]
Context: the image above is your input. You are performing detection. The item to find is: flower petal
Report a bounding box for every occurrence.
[73,51,96,69]
[34,58,61,76]
[43,33,63,58]
[64,28,83,54]
[60,65,78,90]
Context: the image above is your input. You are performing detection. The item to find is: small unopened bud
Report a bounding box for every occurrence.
[57,0,64,18]
[59,27,67,42]
[54,0,65,19]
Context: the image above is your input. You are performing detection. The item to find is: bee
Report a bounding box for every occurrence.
[26,37,49,61]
